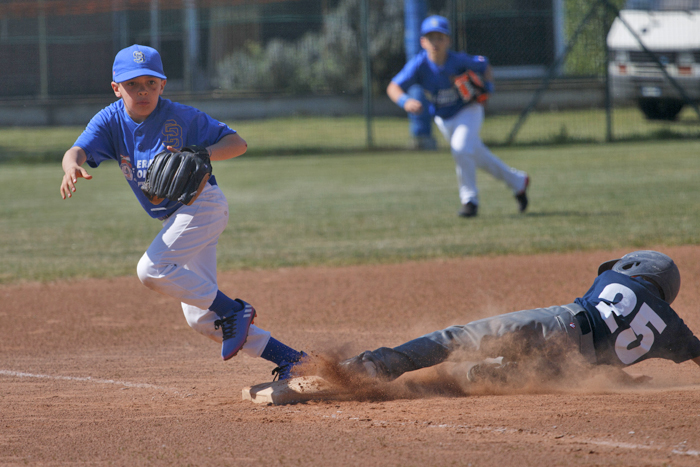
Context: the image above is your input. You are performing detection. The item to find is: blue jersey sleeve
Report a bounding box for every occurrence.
[74,103,121,169]
[184,109,236,149]
[391,53,423,91]
[456,53,489,75]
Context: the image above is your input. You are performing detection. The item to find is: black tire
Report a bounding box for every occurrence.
[638,98,684,121]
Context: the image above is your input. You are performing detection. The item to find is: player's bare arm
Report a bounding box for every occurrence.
[387,81,423,115]
[207,133,247,161]
[60,146,92,199]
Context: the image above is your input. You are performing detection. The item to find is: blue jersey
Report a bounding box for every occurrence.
[575,271,700,366]
[391,50,489,119]
[74,97,236,219]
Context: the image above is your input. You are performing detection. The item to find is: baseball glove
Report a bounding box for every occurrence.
[141,145,212,206]
[453,70,489,104]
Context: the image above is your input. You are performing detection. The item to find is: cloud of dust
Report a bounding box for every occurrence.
[291,339,659,402]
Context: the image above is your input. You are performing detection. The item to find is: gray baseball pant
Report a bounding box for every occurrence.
[363,303,596,380]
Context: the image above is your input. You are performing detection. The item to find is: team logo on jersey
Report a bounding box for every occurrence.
[120,154,134,181]
[162,119,183,150]
[569,322,577,329]
[133,51,145,64]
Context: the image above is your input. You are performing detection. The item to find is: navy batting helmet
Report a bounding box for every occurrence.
[598,250,681,304]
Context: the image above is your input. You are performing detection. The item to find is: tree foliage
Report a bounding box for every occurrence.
[563,0,626,76]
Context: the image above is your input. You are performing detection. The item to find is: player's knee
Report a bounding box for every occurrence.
[136,255,157,289]
[136,253,173,292]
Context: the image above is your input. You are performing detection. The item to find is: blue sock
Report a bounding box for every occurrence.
[261,337,301,365]
[208,290,243,317]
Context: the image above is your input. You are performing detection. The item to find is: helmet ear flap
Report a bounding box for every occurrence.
[636,276,665,301]
[597,259,619,276]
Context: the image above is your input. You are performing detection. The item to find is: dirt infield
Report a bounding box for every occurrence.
[2,246,700,466]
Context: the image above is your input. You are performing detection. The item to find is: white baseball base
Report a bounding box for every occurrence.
[242,376,340,405]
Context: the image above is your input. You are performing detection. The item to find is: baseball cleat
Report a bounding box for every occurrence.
[515,175,529,213]
[271,351,309,381]
[467,361,521,385]
[458,201,478,218]
[339,351,391,381]
[215,299,256,361]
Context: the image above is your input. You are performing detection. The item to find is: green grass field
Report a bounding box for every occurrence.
[1,138,698,283]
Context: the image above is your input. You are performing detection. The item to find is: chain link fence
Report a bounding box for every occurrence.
[0,0,698,153]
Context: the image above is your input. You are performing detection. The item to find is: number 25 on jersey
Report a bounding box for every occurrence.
[595,283,667,365]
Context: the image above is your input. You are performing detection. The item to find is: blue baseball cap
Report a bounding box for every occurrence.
[421,15,450,36]
[112,44,167,83]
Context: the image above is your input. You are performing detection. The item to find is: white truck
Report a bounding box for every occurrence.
[607,0,700,120]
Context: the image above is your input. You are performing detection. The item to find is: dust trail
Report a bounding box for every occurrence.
[292,345,681,401]
[293,352,469,401]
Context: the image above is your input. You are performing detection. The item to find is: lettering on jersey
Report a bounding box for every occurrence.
[133,51,145,64]
[119,154,133,181]
[436,88,459,106]
[423,89,459,106]
[135,157,153,182]
[162,119,183,150]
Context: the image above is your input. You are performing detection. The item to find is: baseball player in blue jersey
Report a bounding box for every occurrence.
[388,15,529,217]
[340,251,700,384]
[59,44,304,380]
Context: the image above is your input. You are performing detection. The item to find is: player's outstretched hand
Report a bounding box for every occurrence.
[60,165,92,199]
[403,98,423,115]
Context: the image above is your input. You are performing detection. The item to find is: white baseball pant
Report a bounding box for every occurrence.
[136,183,271,358]
[434,104,528,206]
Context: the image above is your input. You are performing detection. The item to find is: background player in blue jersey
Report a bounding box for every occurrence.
[340,251,700,385]
[388,15,529,218]
[59,44,304,380]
